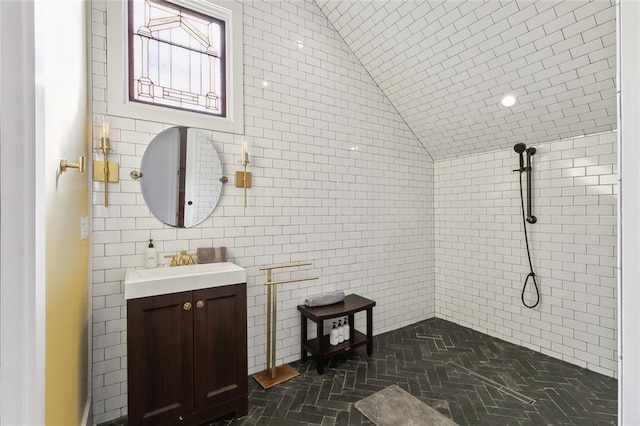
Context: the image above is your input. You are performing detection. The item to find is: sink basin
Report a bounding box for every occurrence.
[125,262,246,300]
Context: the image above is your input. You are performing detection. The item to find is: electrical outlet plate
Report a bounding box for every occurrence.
[80,216,89,240]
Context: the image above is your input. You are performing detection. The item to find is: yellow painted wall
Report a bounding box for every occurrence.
[37,0,90,424]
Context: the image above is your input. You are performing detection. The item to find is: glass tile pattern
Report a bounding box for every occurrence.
[129,0,225,116]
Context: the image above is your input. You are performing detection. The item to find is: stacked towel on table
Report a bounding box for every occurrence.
[304,290,345,307]
[197,246,228,264]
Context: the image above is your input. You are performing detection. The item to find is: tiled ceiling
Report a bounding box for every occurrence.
[315,0,616,160]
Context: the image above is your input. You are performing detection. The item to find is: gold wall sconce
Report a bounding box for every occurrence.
[59,156,86,173]
[93,118,119,207]
[235,139,252,207]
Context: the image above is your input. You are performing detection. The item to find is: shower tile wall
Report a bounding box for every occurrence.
[90,0,434,423]
[434,131,617,377]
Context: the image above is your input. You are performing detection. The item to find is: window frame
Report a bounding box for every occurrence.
[127,0,227,117]
[106,0,243,134]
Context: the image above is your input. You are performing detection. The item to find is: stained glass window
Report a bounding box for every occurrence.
[128,0,226,116]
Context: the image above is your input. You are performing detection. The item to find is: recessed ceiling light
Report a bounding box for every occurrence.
[501,95,516,107]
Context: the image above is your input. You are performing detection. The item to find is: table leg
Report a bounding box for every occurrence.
[316,319,325,374]
[348,313,354,337]
[301,312,308,362]
[366,307,373,356]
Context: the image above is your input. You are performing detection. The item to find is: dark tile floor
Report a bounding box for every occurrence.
[101,318,618,426]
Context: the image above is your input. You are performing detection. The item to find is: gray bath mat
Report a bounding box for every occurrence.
[354,385,459,426]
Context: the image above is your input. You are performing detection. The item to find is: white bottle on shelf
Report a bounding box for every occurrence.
[337,320,344,343]
[343,317,350,340]
[329,322,339,346]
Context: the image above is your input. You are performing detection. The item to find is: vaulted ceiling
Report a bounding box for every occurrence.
[316,0,616,160]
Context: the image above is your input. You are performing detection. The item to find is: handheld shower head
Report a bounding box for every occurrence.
[514,143,526,154]
[514,143,526,171]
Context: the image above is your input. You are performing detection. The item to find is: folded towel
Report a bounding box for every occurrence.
[197,246,228,264]
[305,291,345,307]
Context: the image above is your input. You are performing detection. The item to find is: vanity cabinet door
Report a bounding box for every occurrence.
[127,291,194,426]
[193,283,247,411]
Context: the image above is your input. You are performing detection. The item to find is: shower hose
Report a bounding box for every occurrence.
[518,170,540,308]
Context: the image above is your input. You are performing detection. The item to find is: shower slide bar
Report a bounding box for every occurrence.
[513,143,537,224]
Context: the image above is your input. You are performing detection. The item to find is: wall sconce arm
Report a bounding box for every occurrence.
[60,156,86,173]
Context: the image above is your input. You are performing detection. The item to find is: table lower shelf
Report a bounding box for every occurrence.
[303,330,368,358]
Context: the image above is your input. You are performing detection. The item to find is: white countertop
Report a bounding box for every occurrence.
[124,262,246,300]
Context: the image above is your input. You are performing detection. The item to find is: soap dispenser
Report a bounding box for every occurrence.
[343,317,350,340]
[145,239,158,269]
[330,322,339,346]
[337,320,344,343]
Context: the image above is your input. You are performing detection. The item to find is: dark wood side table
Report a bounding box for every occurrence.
[297,294,376,374]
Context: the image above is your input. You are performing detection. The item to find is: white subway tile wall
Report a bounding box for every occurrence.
[434,131,617,377]
[90,0,434,423]
[90,0,619,424]
[316,1,616,160]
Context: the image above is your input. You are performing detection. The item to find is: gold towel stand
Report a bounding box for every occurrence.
[253,261,318,389]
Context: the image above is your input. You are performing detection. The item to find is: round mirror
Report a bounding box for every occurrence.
[140,126,223,228]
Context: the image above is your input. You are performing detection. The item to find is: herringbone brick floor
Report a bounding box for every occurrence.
[101,318,617,426]
[218,318,617,426]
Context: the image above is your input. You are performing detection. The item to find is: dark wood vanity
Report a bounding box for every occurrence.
[127,283,247,426]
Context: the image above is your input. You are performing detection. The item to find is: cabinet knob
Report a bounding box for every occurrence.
[179,415,184,421]
[183,302,192,311]
[196,300,205,308]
